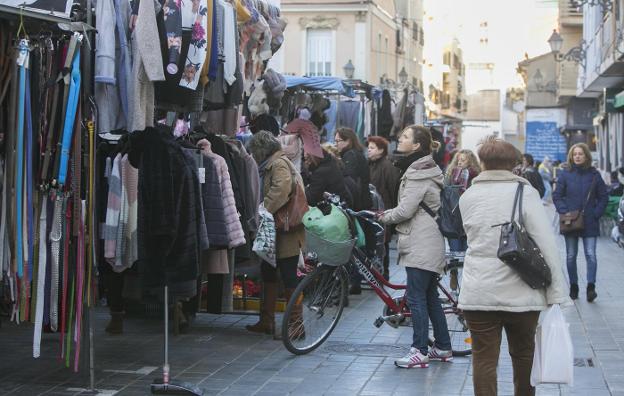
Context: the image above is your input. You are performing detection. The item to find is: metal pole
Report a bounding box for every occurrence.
[88,306,95,390]
[163,285,170,384]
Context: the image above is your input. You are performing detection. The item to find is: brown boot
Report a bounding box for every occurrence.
[282,288,305,341]
[246,282,277,335]
[105,311,124,335]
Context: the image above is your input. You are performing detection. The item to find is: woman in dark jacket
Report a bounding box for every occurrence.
[304,148,350,206]
[367,136,400,280]
[553,143,608,302]
[335,128,372,211]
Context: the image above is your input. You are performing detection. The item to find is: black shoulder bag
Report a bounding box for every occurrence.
[495,182,552,289]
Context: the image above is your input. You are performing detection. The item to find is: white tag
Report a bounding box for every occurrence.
[16,40,29,67]
[198,168,205,184]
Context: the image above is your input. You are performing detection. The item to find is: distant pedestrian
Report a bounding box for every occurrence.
[377,126,452,369]
[539,156,554,203]
[520,154,546,198]
[459,136,569,396]
[367,136,400,280]
[553,143,608,302]
[444,149,480,252]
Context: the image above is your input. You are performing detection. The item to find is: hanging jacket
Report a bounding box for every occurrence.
[552,166,609,237]
[198,139,246,248]
[199,157,229,248]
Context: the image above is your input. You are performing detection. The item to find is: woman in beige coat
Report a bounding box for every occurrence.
[378,126,452,369]
[246,131,305,338]
[459,137,569,396]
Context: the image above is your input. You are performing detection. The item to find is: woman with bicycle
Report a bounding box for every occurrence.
[458,137,569,396]
[377,125,453,369]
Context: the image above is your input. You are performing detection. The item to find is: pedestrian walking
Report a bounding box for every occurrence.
[246,131,306,338]
[367,136,400,280]
[458,136,569,396]
[553,143,608,302]
[539,156,554,203]
[377,125,453,369]
[520,153,546,198]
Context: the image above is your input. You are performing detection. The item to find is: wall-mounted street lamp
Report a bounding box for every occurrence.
[532,69,557,93]
[569,0,613,12]
[343,59,355,79]
[399,67,408,85]
[548,30,586,69]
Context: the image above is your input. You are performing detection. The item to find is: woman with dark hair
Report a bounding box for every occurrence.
[335,128,372,211]
[377,125,452,369]
[304,147,350,207]
[459,136,568,395]
[367,136,400,280]
[246,131,305,339]
[553,143,608,302]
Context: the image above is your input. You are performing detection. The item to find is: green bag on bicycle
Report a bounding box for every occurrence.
[303,204,351,243]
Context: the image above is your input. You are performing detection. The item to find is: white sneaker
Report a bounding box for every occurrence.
[428,346,453,362]
[394,347,429,368]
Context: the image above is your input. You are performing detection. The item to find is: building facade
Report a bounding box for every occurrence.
[576,0,624,172]
[277,0,424,87]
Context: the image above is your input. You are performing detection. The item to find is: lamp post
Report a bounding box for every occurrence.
[343,59,355,79]
[548,29,586,69]
[399,66,408,86]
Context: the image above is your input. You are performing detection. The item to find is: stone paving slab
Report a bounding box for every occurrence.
[0,208,623,395]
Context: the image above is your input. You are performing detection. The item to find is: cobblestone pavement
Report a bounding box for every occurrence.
[1,211,623,395]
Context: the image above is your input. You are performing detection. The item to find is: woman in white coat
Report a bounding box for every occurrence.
[378,126,452,369]
[458,137,569,396]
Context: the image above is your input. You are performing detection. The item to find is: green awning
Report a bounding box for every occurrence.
[614,90,624,108]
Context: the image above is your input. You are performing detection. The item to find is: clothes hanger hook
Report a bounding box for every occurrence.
[16,4,29,40]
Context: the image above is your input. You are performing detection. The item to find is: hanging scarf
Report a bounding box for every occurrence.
[179,0,209,89]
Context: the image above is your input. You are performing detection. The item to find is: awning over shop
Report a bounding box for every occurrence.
[283,76,355,97]
[614,90,624,108]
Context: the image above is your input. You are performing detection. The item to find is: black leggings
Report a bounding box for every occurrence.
[261,255,299,289]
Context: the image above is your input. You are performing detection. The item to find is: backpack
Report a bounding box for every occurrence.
[420,185,465,239]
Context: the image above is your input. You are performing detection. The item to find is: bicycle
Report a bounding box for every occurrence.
[281,193,472,357]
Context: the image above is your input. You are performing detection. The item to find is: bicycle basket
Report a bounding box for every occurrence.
[303,229,356,266]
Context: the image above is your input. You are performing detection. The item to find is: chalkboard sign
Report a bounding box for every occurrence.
[525,121,567,162]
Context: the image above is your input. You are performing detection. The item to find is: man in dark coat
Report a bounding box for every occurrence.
[304,150,349,207]
[522,154,546,198]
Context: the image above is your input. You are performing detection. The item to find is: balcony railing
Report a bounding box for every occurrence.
[578,11,617,93]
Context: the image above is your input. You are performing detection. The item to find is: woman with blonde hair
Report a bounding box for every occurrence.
[377,125,452,368]
[553,143,608,301]
[445,149,480,254]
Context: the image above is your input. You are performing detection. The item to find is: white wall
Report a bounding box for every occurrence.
[461,121,501,152]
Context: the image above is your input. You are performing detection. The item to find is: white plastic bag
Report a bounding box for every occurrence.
[530,304,574,386]
[252,204,276,266]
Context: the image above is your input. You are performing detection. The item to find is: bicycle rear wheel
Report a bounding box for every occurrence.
[282,264,348,355]
[429,309,472,356]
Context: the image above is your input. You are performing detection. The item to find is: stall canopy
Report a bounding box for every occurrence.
[284,76,355,97]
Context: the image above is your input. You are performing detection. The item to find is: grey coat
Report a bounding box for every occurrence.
[380,155,446,273]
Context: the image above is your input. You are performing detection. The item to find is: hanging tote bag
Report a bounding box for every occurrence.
[274,159,309,232]
[559,175,596,234]
[531,304,574,386]
[496,182,552,289]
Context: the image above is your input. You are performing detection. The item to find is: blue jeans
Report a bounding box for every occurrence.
[564,236,598,284]
[448,237,467,253]
[405,267,452,354]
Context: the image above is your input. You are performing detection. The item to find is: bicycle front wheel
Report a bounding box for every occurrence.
[429,309,472,356]
[282,264,348,355]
